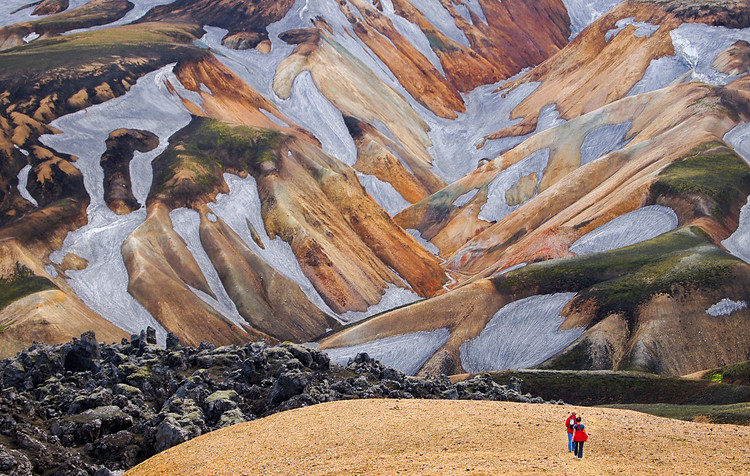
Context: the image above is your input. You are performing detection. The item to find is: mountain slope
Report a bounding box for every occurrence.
[0,0,749,380]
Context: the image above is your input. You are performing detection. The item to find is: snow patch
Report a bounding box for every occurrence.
[561,0,624,39]
[706,298,748,317]
[605,17,659,42]
[324,328,450,375]
[44,264,58,279]
[460,293,582,372]
[64,0,178,35]
[627,55,692,97]
[670,23,750,86]
[570,205,679,255]
[407,228,440,256]
[478,148,550,222]
[22,32,39,43]
[722,123,750,263]
[340,284,421,324]
[453,189,479,208]
[16,164,37,207]
[496,262,527,276]
[580,121,631,165]
[356,172,411,216]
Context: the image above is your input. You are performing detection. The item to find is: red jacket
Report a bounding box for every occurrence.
[573,423,588,442]
[565,415,576,434]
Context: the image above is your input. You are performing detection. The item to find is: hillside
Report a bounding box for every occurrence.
[124,398,750,475]
[0,0,749,381]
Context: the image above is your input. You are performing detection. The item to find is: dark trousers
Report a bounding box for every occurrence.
[573,441,585,458]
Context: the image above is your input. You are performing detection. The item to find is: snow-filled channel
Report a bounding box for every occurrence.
[356,172,411,216]
[478,148,550,222]
[580,121,632,165]
[569,205,678,255]
[169,208,249,330]
[407,0,469,47]
[459,293,582,372]
[16,164,37,207]
[722,123,750,263]
[41,65,197,343]
[407,228,439,256]
[378,0,445,75]
[206,173,339,319]
[669,23,750,86]
[422,81,542,183]
[561,0,624,39]
[706,298,748,317]
[324,328,450,375]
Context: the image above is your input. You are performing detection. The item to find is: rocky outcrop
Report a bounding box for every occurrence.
[0,332,555,474]
[388,0,571,91]
[140,0,296,50]
[32,0,69,16]
[713,40,750,76]
[101,129,159,214]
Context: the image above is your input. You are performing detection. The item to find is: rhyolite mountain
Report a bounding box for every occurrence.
[1,0,749,377]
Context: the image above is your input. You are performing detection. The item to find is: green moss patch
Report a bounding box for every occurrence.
[603,402,750,426]
[0,264,56,311]
[703,361,750,387]
[150,117,281,206]
[486,369,750,406]
[493,226,740,326]
[650,141,750,219]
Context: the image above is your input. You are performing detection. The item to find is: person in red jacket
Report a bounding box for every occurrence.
[572,416,589,459]
[565,411,577,452]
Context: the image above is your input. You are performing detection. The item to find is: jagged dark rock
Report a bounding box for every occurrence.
[0,331,560,474]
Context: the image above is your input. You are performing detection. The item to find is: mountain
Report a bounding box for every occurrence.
[0,0,749,377]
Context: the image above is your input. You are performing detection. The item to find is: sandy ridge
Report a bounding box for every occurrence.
[125,399,750,475]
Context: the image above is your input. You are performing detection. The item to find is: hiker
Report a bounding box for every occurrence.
[565,411,577,452]
[572,416,589,459]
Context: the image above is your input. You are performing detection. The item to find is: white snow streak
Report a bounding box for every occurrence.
[460,293,582,372]
[324,328,450,375]
[570,205,678,255]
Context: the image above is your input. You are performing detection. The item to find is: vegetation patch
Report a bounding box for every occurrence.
[486,369,750,406]
[650,141,750,219]
[703,361,750,387]
[493,226,740,326]
[0,263,57,311]
[603,402,750,426]
[151,117,281,206]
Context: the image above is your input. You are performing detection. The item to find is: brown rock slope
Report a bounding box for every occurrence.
[125,399,750,475]
[140,0,296,50]
[138,113,445,322]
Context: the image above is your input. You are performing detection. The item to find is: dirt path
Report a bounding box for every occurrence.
[125,399,750,475]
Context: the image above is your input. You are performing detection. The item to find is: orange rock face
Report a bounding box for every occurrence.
[486,2,681,142]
